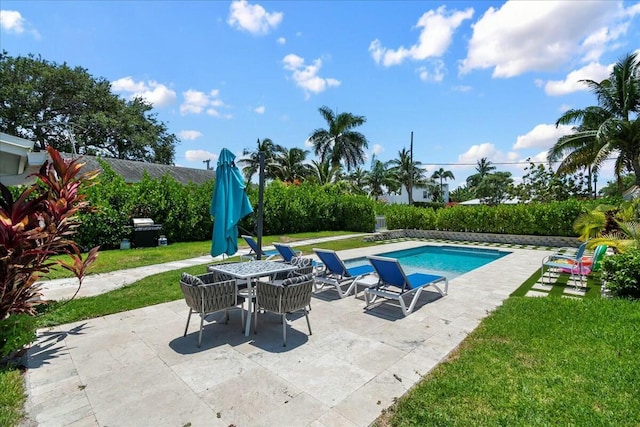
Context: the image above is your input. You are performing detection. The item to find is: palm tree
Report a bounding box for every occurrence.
[270,146,311,183]
[431,168,455,202]
[366,159,399,200]
[238,138,283,183]
[550,52,640,186]
[307,159,343,185]
[466,157,496,190]
[308,106,369,171]
[549,106,610,196]
[346,167,369,195]
[387,148,428,204]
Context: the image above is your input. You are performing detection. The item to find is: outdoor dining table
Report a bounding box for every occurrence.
[208,260,297,336]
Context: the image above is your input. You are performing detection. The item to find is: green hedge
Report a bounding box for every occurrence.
[384,199,586,237]
[244,182,375,235]
[73,170,375,249]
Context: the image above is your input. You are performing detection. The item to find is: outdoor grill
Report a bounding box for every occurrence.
[131,218,163,248]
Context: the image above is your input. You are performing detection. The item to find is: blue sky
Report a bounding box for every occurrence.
[1,1,639,189]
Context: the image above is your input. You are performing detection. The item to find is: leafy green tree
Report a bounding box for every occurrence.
[0,52,177,163]
[510,161,589,202]
[271,146,311,183]
[550,52,640,185]
[599,174,636,198]
[449,184,475,203]
[387,148,429,205]
[308,105,368,171]
[475,171,514,205]
[431,167,455,202]
[239,138,283,183]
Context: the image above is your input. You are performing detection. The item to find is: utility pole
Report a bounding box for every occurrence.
[409,131,413,205]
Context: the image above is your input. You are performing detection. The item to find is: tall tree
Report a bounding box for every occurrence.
[271,146,311,183]
[238,138,283,183]
[550,52,640,185]
[308,105,368,171]
[431,167,455,202]
[0,52,177,164]
[387,148,428,205]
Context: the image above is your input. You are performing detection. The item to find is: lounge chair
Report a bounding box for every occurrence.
[558,244,608,285]
[273,243,303,262]
[179,272,245,347]
[364,255,448,316]
[241,235,278,261]
[541,242,588,287]
[255,273,314,346]
[313,248,375,298]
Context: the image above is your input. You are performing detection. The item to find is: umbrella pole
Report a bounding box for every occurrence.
[256,151,265,260]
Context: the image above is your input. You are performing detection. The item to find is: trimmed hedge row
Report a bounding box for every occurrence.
[73,167,376,249]
[385,199,586,237]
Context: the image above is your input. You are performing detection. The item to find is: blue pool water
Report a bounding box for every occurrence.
[344,245,510,279]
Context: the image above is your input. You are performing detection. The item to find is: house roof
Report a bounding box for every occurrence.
[63,154,215,185]
[1,152,215,186]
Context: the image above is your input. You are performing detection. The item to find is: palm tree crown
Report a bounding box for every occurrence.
[387,147,429,204]
[238,138,283,183]
[308,106,368,171]
[550,52,640,185]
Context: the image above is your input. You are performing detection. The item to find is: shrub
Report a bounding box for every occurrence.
[0,147,100,320]
[602,249,640,299]
[386,204,436,230]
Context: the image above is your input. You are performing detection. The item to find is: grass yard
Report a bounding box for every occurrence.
[42,231,360,280]
[375,295,640,426]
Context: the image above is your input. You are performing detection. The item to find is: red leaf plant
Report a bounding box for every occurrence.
[0,147,100,320]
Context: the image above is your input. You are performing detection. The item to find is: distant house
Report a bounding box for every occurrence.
[380,185,449,205]
[0,133,214,186]
[0,132,35,181]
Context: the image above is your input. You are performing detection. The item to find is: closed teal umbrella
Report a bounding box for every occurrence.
[210,148,253,257]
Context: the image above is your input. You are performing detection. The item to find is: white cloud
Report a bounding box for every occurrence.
[543,62,614,95]
[282,54,341,99]
[254,106,265,114]
[417,60,446,82]
[513,124,574,150]
[111,77,176,107]
[180,89,228,117]
[179,130,203,141]
[185,150,216,162]
[277,37,286,45]
[459,1,627,77]
[1,10,40,38]
[457,142,520,166]
[369,6,473,67]
[227,0,282,35]
[372,144,384,155]
[452,85,472,92]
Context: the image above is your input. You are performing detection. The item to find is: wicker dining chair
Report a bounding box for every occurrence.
[255,273,314,346]
[179,272,245,347]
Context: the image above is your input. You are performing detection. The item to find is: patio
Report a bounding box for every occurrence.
[22,242,549,426]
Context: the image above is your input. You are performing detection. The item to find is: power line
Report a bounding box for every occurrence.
[430,157,617,166]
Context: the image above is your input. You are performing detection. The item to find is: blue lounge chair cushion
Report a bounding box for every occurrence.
[406,273,446,290]
[346,264,374,277]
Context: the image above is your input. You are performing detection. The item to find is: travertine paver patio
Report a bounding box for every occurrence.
[22,241,552,427]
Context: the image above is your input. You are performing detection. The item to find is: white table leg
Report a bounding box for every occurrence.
[244,278,252,336]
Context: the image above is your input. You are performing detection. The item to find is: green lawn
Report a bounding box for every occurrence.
[375,296,640,426]
[4,236,640,426]
[42,231,360,280]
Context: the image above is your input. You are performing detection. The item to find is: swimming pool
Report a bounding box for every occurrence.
[344,245,511,279]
